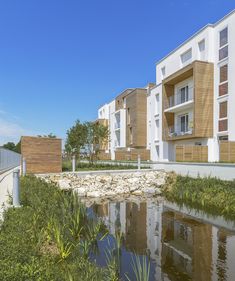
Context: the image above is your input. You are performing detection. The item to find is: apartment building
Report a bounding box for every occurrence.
[97,85,153,160]
[148,10,235,162]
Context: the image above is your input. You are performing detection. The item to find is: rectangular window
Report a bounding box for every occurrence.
[181,49,192,65]
[198,39,205,60]
[219,83,228,97]
[155,119,159,140]
[180,114,189,133]
[161,67,166,79]
[220,64,228,83]
[220,28,228,48]
[180,86,189,103]
[219,64,228,97]
[155,94,160,115]
[219,101,227,119]
[219,119,228,132]
[127,108,130,124]
[129,127,133,144]
[219,45,228,61]
[218,100,228,132]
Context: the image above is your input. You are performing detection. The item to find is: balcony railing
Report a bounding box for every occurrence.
[165,87,194,109]
[165,125,193,138]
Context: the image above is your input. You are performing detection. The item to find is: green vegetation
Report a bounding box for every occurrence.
[163,174,235,220]
[0,176,151,281]
[65,119,109,163]
[2,141,21,153]
[62,160,141,171]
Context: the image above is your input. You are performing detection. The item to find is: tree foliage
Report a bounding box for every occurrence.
[65,120,109,163]
[2,141,21,154]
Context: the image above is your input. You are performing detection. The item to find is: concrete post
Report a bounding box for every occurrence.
[72,155,76,172]
[137,154,141,170]
[13,169,20,207]
[22,157,26,176]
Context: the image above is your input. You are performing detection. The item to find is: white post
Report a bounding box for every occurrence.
[72,155,76,172]
[22,157,26,176]
[138,154,141,170]
[13,169,20,207]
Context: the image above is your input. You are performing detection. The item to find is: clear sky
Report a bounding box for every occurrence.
[0,0,234,144]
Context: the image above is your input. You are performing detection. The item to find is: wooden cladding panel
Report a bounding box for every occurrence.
[220,141,235,162]
[115,89,133,111]
[194,61,214,138]
[98,151,111,160]
[21,136,62,174]
[126,89,147,148]
[115,149,150,161]
[176,145,208,162]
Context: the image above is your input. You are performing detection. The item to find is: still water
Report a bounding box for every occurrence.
[87,197,235,281]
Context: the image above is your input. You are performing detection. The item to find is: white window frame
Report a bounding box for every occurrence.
[180,49,192,66]
[218,27,228,62]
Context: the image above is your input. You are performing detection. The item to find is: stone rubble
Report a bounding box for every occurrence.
[38,171,167,198]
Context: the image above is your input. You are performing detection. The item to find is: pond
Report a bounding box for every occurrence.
[86,197,235,281]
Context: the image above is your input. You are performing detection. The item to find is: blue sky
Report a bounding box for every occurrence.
[0,0,234,144]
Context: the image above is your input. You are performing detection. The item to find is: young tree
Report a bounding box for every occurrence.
[85,121,109,164]
[65,120,88,158]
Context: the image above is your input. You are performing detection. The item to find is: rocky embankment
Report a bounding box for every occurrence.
[38,170,168,198]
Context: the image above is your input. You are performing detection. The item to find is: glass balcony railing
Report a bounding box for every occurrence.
[166,87,194,109]
[166,124,193,138]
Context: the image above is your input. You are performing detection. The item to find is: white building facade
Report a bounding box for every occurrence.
[148,10,235,162]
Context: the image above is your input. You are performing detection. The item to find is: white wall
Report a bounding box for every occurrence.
[149,11,235,163]
[109,100,116,160]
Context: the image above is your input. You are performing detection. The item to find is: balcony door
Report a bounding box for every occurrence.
[180,114,189,133]
[180,86,189,104]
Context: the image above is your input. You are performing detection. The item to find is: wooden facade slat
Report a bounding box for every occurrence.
[176,145,208,162]
[21,136,62,174]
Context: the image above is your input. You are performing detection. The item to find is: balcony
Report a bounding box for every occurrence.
[165,125,193,139]
[162,61,214,141]
[164,86,194,113]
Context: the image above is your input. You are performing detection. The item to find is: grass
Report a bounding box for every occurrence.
[163,174,235,220]
[62,160,147,171]
[0,176,151,281]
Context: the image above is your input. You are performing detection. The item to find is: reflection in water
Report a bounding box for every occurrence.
[91,199,235,281]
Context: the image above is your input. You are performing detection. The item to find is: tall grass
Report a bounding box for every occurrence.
[163,174,235,220]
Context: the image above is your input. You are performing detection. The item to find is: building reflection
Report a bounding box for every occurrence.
[93,200,235,281]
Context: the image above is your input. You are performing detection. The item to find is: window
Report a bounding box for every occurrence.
[127,108,130,124]
[219,46,228,61]
[219,64,228,97]
[161,67,166,79]
[219,101,227,119]
[219,27,228,61]
[219,135,228,141]
[220,64,228,83]
[181,49,192,66]
[180,114,189,133]
[155,94,160,115]
[155,119,159,140]
[180,86,189,103]
[220,28,228,48]
[218,101,228,132]
[129,127,133,144]
[198,39,205,60]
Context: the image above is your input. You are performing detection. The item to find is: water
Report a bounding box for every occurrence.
[86,197,235,281]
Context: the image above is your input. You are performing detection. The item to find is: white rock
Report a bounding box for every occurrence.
[58,179,71,190]
[74,188,87,197]
[86,191,101,198]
